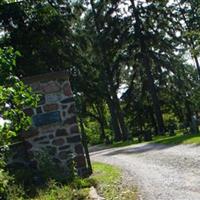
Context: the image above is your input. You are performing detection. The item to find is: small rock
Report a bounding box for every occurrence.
[89,186,105,200]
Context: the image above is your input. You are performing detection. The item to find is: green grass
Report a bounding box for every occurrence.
[153,133,200,145]
[107,130,200,148]
[111,139,139,148]
[32,178,95,200]
[92,162,137,200]
[32,162,138,200]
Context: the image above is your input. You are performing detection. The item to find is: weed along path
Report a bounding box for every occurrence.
[90,143,200,200]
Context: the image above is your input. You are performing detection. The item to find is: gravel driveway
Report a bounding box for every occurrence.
[90,143,200,200]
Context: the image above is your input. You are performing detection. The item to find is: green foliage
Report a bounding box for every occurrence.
[92,162,137,200]
[163,113,179,130]
[0,47,39,198]
[0,47,39,146]
[153,133,200,145]
[34,148,74,183]
[0,154,26,200]
[0,0,76,76]
[1,0,200,144]
[33,178,94,200]
[85,121,101,145]
[34,180,74,200]
[70,177,97,189]
[0,157,12,194]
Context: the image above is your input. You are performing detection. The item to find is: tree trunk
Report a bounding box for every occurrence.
[143,55,165,134]
[79,117,92,175]
[96,104,106,142]
[107,97,122,141]
[172,99,184,122]
[130,0,165,134]
[149,106,158,135]
[112,92,128,140]
[194,56,200,79]
[184,99,192,126]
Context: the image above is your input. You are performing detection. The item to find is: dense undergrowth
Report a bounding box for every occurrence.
[1,162,137,200]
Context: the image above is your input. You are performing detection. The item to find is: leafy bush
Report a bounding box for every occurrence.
[0,47,38,199]
[0,47,39,146]
[0,154,25,200]
[85,121,101,145]
[70,177,97,189]
[34,177,97,200]
[163,113,179,131]
[34,179,74,200]
[34,148,75,183]
[0,160,12,195]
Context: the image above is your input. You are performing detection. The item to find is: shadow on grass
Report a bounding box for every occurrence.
[104,143,172,156]
[103,134,200,156]
[153,133,200,145]
[89,140,138,154]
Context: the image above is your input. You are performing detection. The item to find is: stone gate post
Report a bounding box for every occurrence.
[21,71,88,176]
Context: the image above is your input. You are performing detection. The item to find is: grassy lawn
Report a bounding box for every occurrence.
[109,131,200,148]
[92,162,137,200]
[153,133,200,145]
[31,178,95,200]
[28,162,137,200]
[111,139,139,148]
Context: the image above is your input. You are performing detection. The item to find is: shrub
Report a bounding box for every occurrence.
[35,179,74,200]
[0,155,25,200]
[163,113,179,131]
[34,148,75,183]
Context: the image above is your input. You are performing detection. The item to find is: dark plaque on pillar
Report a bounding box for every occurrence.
[33,111,61,127]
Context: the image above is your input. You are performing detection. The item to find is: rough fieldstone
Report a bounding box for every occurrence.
[24,108,34,116]
[29,160,38,169]
[36,106,43,114]
[46,146,57,156]
[42,81,60,93]
[56,129,68,137]
[75,144,84,154]
[70,125,79,134]
[62,111,66,118]
[67,135,81,143]
[52,138,65,146]
[64,116,76,125]
[20,128,39,139]
[49,134,54,139]
[68,104,76,114]
[30,83,41,91]
[62,105,68,109]
[61,97,74,104]
[59,145,70,150]
[43,104,58,112]
[13,147,27,160]
[58,151,71,160]
[32,111,61,126]
[52,157,61,164]
[24,141,33,150]
[63,82,72,96]
[78,167,90,177]
[39,141,50,145]
[56,78,66,84]
[46,93,61,103]
[34,136,47,142]
[39,95,45,105]
[27,151,34,160]
[74,155,86,168]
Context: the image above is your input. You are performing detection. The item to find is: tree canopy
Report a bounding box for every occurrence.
[0,0,200,143]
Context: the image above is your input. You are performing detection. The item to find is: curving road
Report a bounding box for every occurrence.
[90,143,200,200]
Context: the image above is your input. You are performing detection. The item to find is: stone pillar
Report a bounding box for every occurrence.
[21,71,87,176]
